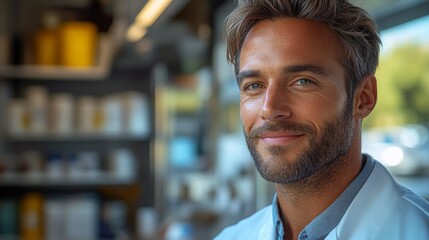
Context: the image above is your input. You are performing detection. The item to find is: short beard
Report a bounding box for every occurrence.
[245,105,354,185]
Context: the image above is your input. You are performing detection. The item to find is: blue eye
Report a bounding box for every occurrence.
[296,78,314,86]
[245,83,263,90]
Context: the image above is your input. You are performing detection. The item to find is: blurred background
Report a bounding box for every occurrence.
[0,0,428,239]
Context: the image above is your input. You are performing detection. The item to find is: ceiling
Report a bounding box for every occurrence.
[119,0,429,72]
[115,0,212,74]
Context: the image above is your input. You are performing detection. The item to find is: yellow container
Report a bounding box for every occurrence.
[20,193,44,240]
[34,29,58,66]
[59,21,97,67]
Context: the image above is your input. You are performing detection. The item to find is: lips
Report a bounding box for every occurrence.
[259,132,305,145]
[247,121,313,147]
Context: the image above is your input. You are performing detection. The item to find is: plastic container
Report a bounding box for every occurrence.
[121,92,150,136]
[49,93,74,134]
[7,99,28,135]
[59,21,98,67]
[20,193,44,240]
[34,29,58,66]
[34,11,61,66]
[25,86,49,134]
[76,96,97,134]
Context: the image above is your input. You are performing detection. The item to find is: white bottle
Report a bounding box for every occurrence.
[99,95,122,135]
[26,86,48,135]
[108,149,136,180]
[7,99,28,135]
[50,93,74,135]
[76,96,97,134]
[121,91,150,137]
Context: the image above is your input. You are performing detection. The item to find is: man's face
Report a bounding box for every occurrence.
[238,18,355,184]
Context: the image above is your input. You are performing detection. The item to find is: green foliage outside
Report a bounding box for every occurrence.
[364,43,429,129]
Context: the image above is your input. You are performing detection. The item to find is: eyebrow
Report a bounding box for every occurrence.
[284,64,329,77]
[236,64,329,86]
[236,70,261,86]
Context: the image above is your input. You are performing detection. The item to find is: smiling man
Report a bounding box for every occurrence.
[215,0,429,240]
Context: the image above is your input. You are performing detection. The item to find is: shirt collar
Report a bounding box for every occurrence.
[272,154,375,240]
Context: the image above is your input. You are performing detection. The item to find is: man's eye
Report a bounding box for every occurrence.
[296,78,314,86]
[244,83,263,90]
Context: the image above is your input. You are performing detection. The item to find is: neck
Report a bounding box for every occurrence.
[275,152,363,240]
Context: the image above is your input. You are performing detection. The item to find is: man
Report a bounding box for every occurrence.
[215,0,429,239]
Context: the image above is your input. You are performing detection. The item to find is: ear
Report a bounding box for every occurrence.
[354,75,377,119]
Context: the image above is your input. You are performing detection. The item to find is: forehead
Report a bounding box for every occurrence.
[239,18,344,71]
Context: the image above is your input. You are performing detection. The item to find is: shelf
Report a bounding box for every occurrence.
[0,65,108,81]
[0,174,136,187]
[4,133,149,142]
[0,30,116,81]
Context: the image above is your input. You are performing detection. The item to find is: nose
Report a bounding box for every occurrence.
[261,85,292,121]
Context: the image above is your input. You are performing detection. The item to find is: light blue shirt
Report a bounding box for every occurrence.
[272,155,375,240]
[215,155,429,239]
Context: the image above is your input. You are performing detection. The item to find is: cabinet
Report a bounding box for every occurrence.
[0,69,154,240]
[0,1,154,239]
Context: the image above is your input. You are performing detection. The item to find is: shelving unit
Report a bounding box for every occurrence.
[0,1,153,239]
[0,79,152,238]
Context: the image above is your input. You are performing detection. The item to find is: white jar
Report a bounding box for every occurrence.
[50,93,74,135]
[26,86,48,134]
[76,96,97,134]
[7,99,28,135]
[121,92,150,137]
[107,149,135,180]
[99,95,122,135]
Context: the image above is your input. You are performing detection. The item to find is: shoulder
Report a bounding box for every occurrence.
[372,189,429,240]
[376,185,429,238]
[373,160,429,214]
[370,160,429,224]
[401,185,429,214]
[335,158,429,240]
[214,205,273,240]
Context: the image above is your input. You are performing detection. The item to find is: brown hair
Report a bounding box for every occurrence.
[225,0,381,96]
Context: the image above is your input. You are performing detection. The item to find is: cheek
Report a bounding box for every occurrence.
[240,98,261,132]
[301,92,347,129]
